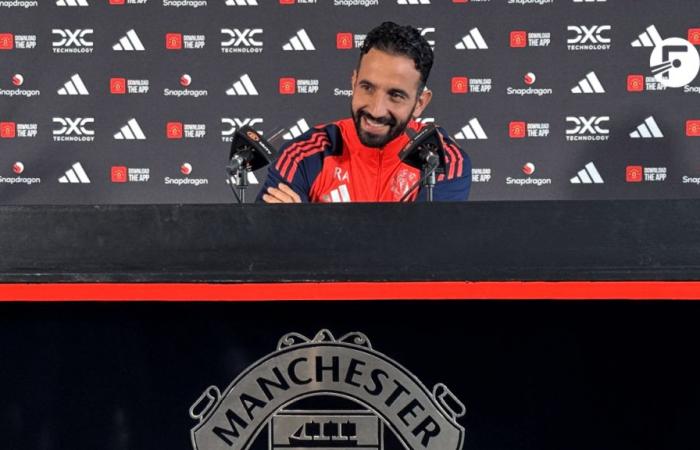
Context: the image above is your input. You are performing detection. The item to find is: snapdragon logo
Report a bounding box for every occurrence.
[52,29,94,53]
[632,25,700,88]
[164,163,209,186]
[565,116,610,141]
[0,73,40,97]
[52,117,95,142]
[508,0,553,4]
[334,0,378,6]
[221,28,263,54]
[506,72,552,96]
[0,162,41,185]
[164,74,208,97]
[0,0,38,7]
[567,25,611,51]
[162,0,207,7]
[506,162,552,187]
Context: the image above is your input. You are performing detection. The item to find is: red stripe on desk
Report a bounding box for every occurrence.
[0,282,700,301]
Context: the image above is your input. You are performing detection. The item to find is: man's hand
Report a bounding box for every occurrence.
[262,183,302,203]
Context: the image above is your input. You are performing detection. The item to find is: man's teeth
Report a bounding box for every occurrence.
[365,117,386,127]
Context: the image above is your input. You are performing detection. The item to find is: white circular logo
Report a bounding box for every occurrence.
[650,37,700,88]
[180,162,192,175]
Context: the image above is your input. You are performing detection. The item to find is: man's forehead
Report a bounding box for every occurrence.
[357,49,421,89]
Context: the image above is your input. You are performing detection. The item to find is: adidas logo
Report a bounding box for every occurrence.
[225,0,258,4]
[57,74,89,96]
[630,116,664,138]
[455,118,488,140]
[56,0,88,5]
[631,25,662,48]
[226,74,259,96]
[398,0,431,4]
[114,118,146,140]
[327,184,351,203]
[58,162,90,184]
[570,162,604,184]
[283,119,310,140]
[455,28,488,50]
[113,29,145,51]
[282,29,315,51]
[571,71,605,94]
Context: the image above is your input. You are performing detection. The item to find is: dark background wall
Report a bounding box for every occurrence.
[2,0,700,203]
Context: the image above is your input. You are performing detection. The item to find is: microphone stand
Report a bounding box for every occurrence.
[423,160,437,202]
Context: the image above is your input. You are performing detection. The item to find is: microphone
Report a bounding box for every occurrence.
[227,125,279,175]
[399,124,445,171]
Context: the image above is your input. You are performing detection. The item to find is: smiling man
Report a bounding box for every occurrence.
[259,22,471,203]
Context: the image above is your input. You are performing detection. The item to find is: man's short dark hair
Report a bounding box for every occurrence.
[360,22,434,90]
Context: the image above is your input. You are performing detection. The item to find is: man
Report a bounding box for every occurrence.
[259,22,470,203]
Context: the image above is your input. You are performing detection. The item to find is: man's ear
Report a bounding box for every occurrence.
[351,70,357,88]
[412,88,433,118]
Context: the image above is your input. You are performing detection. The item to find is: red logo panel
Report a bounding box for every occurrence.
[0,33,14,50]
[167,122,183,139]
[336,33,353,49]
[279,78,296,95]
[687,120,700,137]
[279,0,295,3]
[109,0,126,4]
[451,77,468,94]
[1,122,16,138]
[110,78,126,94]
[627,75,644,92]
[626,166,643,183]
[111,166,128,183]
[509,121,527,139]
[165,33,183,50]
[510,31,527,48]
[688,28,700,45]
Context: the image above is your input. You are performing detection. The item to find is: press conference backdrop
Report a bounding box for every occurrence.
[1,0,700,204]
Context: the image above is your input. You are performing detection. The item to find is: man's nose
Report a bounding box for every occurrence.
[365,94,389,119]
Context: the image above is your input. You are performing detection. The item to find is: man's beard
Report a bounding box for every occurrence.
[352,107,414,148]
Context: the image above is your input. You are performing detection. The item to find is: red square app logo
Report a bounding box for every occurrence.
[165,33,183,50]
[279,0,295,4]
[336,33,353,50]
[109,0,126,4]
[0,33,14,50]
[510,31,527,48]
[687,120,700,137]
[279,78,296,95]
[627,75,644,92]
[509,121,527,139]
[167,122,183,139]
[688,28,700,45]
[453,0,469,3]
[451,77,468,93]
[110,77,126,94]
[111,166,128,183]
[626,166,643,183]
[0,122,16,138]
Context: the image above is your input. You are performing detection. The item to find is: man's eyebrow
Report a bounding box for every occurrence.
[357,79,374,87]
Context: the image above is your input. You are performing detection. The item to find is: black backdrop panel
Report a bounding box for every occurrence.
[2,0,700,202]
[2,301,699,450]
[3,201,700,282]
